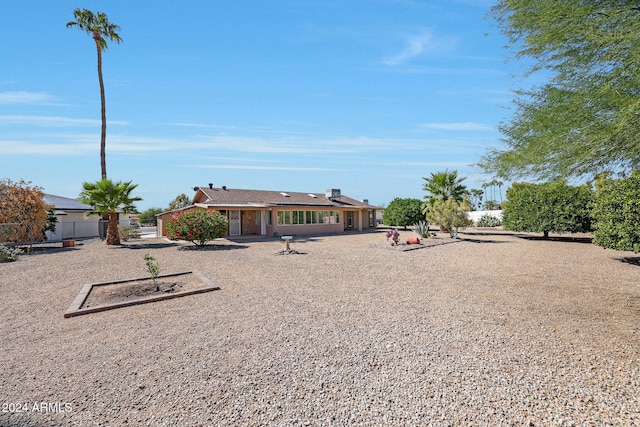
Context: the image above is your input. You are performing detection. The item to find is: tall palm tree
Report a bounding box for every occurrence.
[422,169,467,205]
[79,179,141,245]
[67,9,122,180]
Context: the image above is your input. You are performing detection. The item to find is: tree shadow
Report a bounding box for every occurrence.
[514,235,593,244]
[614,257,640,267]
[177,244,249,251]
[459,238,512,244]
[117,242,182,250]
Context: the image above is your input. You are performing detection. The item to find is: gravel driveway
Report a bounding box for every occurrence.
[1,228,639,426]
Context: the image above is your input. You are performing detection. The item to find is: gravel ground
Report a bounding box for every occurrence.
[1,228,639,426]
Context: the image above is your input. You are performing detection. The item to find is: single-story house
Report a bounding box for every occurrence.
[157,185,380,238]
[43,194,99,241]
[43,194,137,241]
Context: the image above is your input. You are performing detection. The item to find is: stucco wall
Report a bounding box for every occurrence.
[467,210,503,223]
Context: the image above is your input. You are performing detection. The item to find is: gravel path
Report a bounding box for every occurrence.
[1,228,639,426]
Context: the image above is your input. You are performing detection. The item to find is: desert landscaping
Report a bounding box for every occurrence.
[1,228,639,425]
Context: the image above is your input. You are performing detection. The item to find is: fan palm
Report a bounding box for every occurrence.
[79,179,141,245]
[422,169,467,205]
[67,9,122,180]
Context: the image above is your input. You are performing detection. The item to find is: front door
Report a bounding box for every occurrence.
[346,211,354,229]
[229,210,241,236]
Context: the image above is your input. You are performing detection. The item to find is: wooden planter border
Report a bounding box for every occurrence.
[64,270,219,318]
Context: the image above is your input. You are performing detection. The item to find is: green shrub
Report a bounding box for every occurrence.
[0,244,22,263]
[166,209,229,247]
[476,214,502,227]
[592,171,640,253]
[383,198,423,230]
[502,181,592,238]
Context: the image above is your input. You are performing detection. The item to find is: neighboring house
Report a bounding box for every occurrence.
[157,184,380,238]
[43,194,136,241]
[43,194,99,241]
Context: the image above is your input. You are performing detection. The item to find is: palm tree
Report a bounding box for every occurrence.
[79,179,141,245]
[422,169,467,205]
[67,9,122,180]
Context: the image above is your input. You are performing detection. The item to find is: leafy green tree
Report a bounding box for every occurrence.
[138,207,163,225]
[426,198,472,234]
[166,209,229,247]
[592,171,640,253]
[67,9,122,180]
[422,170,467,206]
[502,181,592,239]
[481,1,640,181]
[382,198,423,230]
[79,179,141,245]
[167,193,191,211]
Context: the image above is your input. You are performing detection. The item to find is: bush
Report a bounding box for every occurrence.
[166,209,229,247]
[0,244,22,263]
[426,198,472,234]
[383,198,423,230]
[503,181,592,238]
[476,214,502,227]
[411,220,431,238]
[118,225,141,241]
[0,179,50,244]
[592,172,640,253]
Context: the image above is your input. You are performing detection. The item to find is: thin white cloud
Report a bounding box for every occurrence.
[191,164,337,172]
[0,133,395,156]
[421,122,494,131]
[0,115,128,127]
[0,140,95,155]
[0,91,58,105]
[383,30,457,66]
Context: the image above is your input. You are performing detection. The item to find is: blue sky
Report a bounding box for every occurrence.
[1,0,524,211]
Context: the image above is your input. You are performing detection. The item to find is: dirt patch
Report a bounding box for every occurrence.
[82,273,205,308]
[64,270,220,318]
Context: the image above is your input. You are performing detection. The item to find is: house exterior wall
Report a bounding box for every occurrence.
[46,213,99,241]
[157,206,376,238]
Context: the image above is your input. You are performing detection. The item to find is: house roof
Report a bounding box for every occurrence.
[193,187,378,210]
[43,194,93,213]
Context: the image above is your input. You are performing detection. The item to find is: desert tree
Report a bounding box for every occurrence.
[168,193,192,211]
[67,8,122,180]
[480,1,640,181]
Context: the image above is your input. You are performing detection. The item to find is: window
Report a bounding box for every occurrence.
[330,210,340,224]
[277,210,291,225]
[306,211,318,224]
[267,211,272,226]
[255,210,261,225]
[276,210,340,225]
[292,210,305,224]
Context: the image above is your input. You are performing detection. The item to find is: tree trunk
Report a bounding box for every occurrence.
[106,211,120,245]
[94,30,107,181]
[543,230,549,239]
